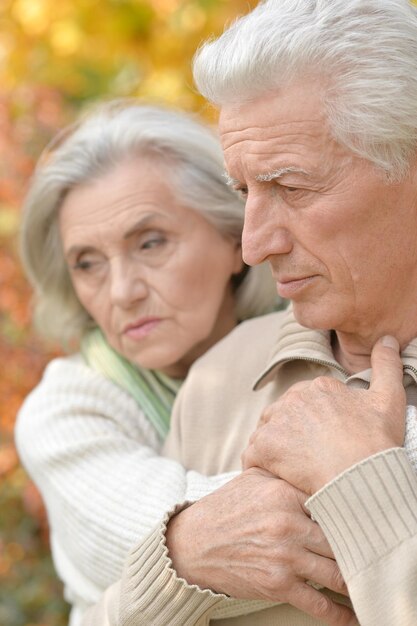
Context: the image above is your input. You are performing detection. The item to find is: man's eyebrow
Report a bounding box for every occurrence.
[222,167,310,187]
[256,167,309,182]
[222,172,240,187]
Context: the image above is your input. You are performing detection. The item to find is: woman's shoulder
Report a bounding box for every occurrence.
[15,353,158,456]
[41,352,97,378]
[30,352,126,389]
[17,352,141,420]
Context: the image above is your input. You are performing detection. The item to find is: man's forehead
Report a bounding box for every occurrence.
[219,102,327,161]
[220,82,324,121]
[218,87,345,179]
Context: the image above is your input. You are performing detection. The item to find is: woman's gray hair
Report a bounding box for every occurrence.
[193,0,417,180]
[20,100,278,344]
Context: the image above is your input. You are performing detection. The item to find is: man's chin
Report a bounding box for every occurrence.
[291,302,334,332]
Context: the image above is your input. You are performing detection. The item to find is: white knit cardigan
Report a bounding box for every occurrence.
[15,354,234,625]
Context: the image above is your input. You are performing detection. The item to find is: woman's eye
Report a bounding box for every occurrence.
[73,259,94,271]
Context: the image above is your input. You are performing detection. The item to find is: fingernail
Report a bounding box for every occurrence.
[381,335,399,351]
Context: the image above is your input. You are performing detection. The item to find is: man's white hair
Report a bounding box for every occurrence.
[193,0,417,180]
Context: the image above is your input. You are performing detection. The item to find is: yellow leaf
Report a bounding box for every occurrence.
[11,0,51,36]
[0,207,19,237]
[50,19,83,56]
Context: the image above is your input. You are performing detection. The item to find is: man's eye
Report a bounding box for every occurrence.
[234,186,248,199]
[141,237,166,250]
[280,185,308,197]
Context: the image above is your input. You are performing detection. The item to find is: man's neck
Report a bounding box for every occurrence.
[333,324,417,374]
[332,333,373,374]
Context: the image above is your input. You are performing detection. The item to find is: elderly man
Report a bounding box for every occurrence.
[83,1,417,625]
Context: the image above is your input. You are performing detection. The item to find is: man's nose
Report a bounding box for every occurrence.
[109,260,148,307]
[242,195,293,266]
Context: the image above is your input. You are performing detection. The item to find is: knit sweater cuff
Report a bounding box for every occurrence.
[306,448,417,581]
[186,470,239,502]
[119,503,227,626]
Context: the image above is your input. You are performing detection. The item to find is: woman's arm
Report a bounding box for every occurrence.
[81,510,229,626]
[15,355,234,607]
[81,472,353,626]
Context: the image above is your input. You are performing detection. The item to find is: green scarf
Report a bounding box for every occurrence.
[81,327,182,439]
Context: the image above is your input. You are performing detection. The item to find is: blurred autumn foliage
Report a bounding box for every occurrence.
[0,1,256,624]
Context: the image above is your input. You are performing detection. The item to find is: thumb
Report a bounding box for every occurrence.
[369,335,404,396]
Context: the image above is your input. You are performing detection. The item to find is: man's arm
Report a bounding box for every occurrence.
[243,336,417,625]
[242,336,406,497]
[83,471,356,626]
[307,447,417,626]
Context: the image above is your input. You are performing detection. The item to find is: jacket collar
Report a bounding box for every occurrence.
[254,305,417,390]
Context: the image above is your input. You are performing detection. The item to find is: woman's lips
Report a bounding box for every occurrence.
[124,318,161,340]
[276,275,318,298]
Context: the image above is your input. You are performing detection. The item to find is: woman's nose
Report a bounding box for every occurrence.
[109,261,148,308]
[242,196,293,266]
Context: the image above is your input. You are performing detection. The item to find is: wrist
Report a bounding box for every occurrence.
[166,506,213,590]
[165,511,192,582]
[313,440,399,493]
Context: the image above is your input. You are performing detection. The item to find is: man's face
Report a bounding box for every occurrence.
[219,83,417,337]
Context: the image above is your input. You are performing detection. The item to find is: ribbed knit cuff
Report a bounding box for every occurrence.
[306,448,417,581]
[186,470,239,502]
[119,503,227,626]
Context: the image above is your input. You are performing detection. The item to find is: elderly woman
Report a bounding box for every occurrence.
[15,101,278,625]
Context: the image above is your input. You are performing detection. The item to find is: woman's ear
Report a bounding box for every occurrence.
[230,238,249,291]
[232,239,244,274]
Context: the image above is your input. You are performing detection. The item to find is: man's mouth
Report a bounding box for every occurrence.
[276,275,318,298]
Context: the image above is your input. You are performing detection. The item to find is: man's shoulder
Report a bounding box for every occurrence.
[191,309,287,372]
[236,309,288,340]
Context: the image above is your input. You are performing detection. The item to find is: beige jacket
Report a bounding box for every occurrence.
[83,309,417,626]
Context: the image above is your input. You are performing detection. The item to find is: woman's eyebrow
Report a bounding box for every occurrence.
[65,244,95,260]
[123,212,169,240]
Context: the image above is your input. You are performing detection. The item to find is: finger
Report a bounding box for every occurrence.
[288,583,358,626]
[279,490,335,557]
[241,444,259,470]
[284,380,312,394]
[370,335,404,397]
[281,482,312,517]
[243,466,277,479]
[303,521,335,559]
[299,552,348,596]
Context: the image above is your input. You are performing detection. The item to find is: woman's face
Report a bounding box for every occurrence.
[59,156,243,378]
